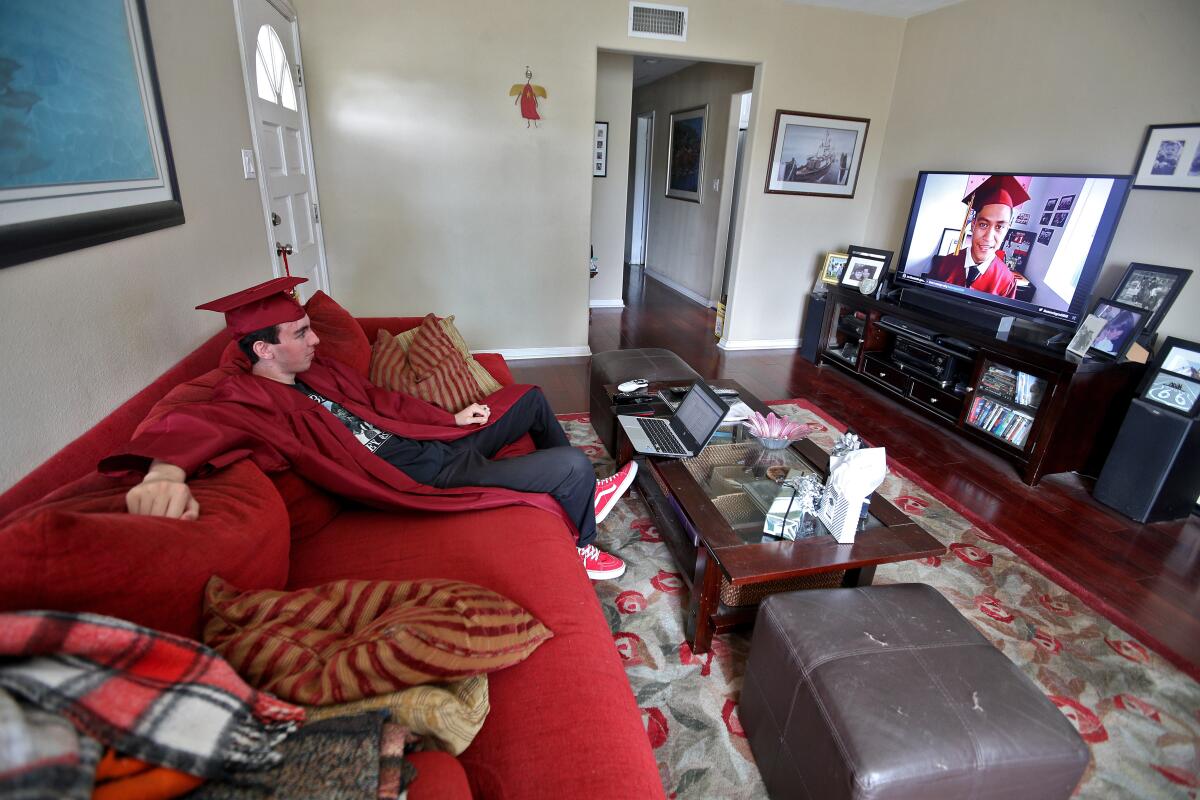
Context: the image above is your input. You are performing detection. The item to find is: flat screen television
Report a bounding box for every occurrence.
[892,171,1132,327]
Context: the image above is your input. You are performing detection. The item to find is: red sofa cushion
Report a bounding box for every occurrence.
[0,461,290,639]
[286,507,665,800]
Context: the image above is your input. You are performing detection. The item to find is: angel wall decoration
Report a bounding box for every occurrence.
[509,66,546,127]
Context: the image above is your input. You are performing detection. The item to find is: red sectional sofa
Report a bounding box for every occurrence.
[0,315,665,800]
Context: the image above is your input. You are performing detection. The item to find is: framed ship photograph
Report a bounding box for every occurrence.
[764,110,869,198]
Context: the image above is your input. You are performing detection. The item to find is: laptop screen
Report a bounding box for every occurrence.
[673,383,727,448]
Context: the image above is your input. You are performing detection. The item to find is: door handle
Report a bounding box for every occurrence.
[275,242,293,256]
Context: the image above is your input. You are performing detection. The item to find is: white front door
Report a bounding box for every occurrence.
[235,0,329,301]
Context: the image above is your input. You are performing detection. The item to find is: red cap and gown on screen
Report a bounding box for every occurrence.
[196,276,308,337]
[925,175,1028,298]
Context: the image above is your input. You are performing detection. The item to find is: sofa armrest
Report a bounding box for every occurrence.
[473,353,514,386]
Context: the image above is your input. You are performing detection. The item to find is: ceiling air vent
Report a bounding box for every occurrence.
[629,2,687,41]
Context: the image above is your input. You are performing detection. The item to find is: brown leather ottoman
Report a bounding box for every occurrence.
[588,348,701,457]
[740,584,1089,800]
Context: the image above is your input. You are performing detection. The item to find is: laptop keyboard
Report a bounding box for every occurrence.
[641,417,685,454]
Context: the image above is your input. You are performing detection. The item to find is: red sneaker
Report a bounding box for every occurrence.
[578,544,626,580]
[594,460,638,525]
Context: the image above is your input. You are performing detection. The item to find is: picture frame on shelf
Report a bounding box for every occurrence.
[1111,262,1191,332]
[1132,122,1200,192]
[763,110,870,198]
[819,252,850,285]
[593,121,608,177]
[0,0,184,269]
[1086,298,1149,360]
[840,245,892,294]
[1142,371,1200,415]
[1066,314,1106,358]
[665,105,707,203]
[1160,339,1200,379]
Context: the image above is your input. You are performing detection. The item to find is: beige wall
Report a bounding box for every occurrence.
[0,0,271,492]
[868,0,1200,342]
[590,53,633,307]
[633,61,754,304]
[293,0,906,350]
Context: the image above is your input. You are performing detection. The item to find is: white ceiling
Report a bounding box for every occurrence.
[632,56,697,89]
[782,0,966,18]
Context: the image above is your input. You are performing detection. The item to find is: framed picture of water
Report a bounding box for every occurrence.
[0,0,184,269]
[764,110,870,199]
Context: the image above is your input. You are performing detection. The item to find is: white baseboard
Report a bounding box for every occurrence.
[473,345,592,360]
[644,268,716,308]
[718,337,801,351]
[589,298,625,308]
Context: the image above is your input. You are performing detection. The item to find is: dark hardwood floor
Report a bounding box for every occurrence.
[510,267,1200,680]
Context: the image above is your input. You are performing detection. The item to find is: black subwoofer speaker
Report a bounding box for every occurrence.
[800,293,828,363]
[1093,399,1200,523]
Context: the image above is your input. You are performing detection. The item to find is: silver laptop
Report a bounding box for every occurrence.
[617,382,728,458]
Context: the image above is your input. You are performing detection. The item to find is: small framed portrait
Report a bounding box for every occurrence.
[1111,262,1191,332]
[1086,299,1149,360]
[1161,341,1200,379]
[1056,194,1075,211]
[840,245,892,290]
[1037,227,1054,245]
[1040,212,1052,225]
[1142,371,1200,415]
[819,252,850,285]
[764,110,870,198]
[1133,123,1200,192]
[1051,211,1068,227]
[1066,314,1106,358]
[1044,198,1058,212]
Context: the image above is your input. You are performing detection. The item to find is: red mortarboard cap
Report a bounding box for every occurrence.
[196,277,307,337]
[965,175,1031,210]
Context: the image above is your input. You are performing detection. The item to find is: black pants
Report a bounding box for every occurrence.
[430,389,598,546]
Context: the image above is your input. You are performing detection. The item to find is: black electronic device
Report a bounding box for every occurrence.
[890,337,961,385]
[614,392,654,405]
[801,293,828,363]
[877,315,937,341]
[1093,399,1200,523]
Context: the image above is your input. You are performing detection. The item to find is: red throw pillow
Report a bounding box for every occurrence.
[0,461,290,639]
[304,291,371,375]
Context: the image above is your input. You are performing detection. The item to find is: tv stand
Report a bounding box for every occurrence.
[900,287,1016,336]
[816,287,1144,485]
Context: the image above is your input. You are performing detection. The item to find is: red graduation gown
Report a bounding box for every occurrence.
[100,357,574,532]
[926,251,1018,299]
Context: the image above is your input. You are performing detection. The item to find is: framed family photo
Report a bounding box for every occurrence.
[1133,122,1200,192]
[665,105,707,203]
[0,0,184,269]
[1111,262,1191,332]
[819,252,850,285]
[840,245,892,292]
[764,110,869,198]
[1086,298,1149,360]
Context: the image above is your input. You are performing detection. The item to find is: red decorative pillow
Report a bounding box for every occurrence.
[378,315,482,412]
[0,462,290,639]
[369,328,408,389]
[202,576,553,705]
[304,291,371,375]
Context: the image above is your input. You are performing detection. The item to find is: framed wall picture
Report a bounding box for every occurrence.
[1087,298,1149,360]
[0,0,184,269]
[1133,122,1200,192]
[665,105,706,203]
[1111,262,1191,332]
[1044,198,1058,212]
[819,252,849,285]
[1037,227,1054,245]
[764,110,870,198]
[593,121,608,177]
[1040,212,1052,225]
[1142,371,1200,415]
[1056,194,1075,211]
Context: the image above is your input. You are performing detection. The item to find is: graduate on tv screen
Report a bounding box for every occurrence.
[926,175,1031,300]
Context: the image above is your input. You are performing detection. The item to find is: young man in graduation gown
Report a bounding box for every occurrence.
[102,278,637,580]
[926,175,1030,299]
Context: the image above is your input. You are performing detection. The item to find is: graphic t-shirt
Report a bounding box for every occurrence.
[294,381,447,483]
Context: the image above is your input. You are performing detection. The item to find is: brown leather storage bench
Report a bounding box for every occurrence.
[740,584,1089,800]
[588,348,701,457]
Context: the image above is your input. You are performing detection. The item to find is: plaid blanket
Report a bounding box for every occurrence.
[0,611,304,779]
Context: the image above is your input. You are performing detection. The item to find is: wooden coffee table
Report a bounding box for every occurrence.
[616,379,945,654]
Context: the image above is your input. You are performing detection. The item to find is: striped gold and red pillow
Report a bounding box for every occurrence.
[202,576,553,706]
[369,315,483,412]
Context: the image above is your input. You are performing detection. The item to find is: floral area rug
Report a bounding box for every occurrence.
[558,403,1200,800]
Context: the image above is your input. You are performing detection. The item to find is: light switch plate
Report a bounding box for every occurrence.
[241,149,256,179]
[712,178,720,191]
